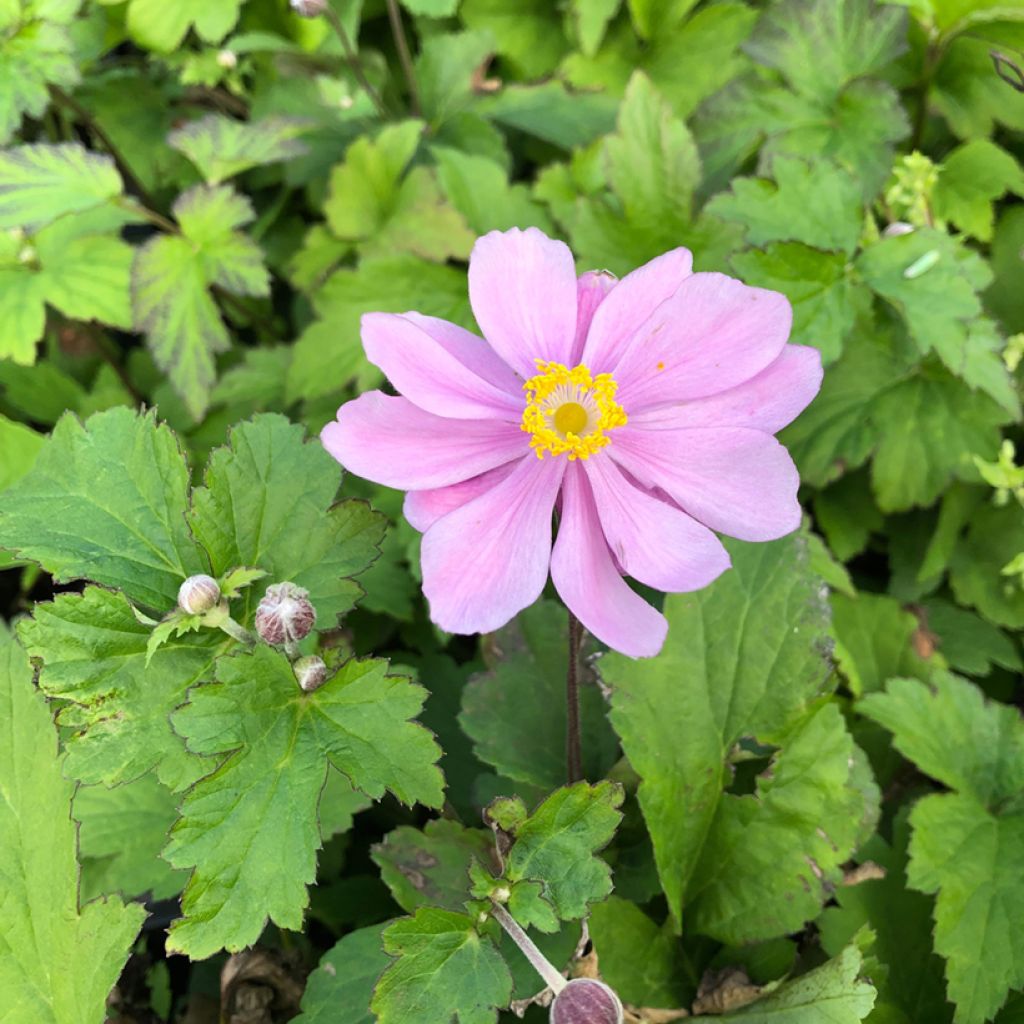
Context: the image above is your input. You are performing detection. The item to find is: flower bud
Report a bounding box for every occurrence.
[550,980,623,1024]
[294,655,328,693]
[255,583,316,645]
[290,0,327,15]
[178,574,222,615]
[216,49,238,69]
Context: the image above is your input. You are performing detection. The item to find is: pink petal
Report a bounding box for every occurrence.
[609,426,802,542]
[612,273,792,411]
[421,454,565,634]
[572,271,617,364]
[362,312,523,421]
[584,454,731,592]
[404,462,518,533]
[581,247,693,372]
[468,228,578,379]
[550,463,667,658]
[629,345,823,434]
[321,392,527,490]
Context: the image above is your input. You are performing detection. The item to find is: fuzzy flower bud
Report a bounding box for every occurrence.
[255,583,316,645]
[178,574,222,615]
[550,980,623,1024]
[294,655,328,693]
[290,0,327,15]
[216,49,238,69]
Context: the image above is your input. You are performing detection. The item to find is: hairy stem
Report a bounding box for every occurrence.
[566,611,584,785]
[385,0,422,117]
[218,615,257,646]
[490,902,566,995]
[322,5,390,119]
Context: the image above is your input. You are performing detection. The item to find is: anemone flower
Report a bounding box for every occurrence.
[321,228,821,657]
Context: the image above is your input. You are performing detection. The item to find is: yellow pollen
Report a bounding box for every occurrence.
[521,360,627,460]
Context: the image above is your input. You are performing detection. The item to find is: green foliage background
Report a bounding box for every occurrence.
[1,0,1024,1021]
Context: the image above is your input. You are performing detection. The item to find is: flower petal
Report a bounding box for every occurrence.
[421,454,565,634]
[362,312,523,421]
[321,392,527,490]
[612,273,792,411]
[550,463,667,658]
[628,345,823,434]
[584,454,731,592]
[404,462,518,533]
[609,426,802,542]
[581,247,693,371]
[468,227,578,378]
[572,270,617,364]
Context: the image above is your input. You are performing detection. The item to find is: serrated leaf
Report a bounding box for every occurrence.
[18,586,219,791]
[416,30,495,128]
[165,646,443,958]
[862,673,1024,1024]
[373,820,493,913]
[730,243,870,363]
[0,143,121,231]
[923,599,1022,677]
[190,414,385,627]
[601,533,875,940]
[296,923,391,1024]
[168,113,310,184]
[75,773,188,902]
[569,0,621,55]
[0,407,205,609]
[709,156,863,254]
[628,0,698,38]
[461,0,567,78]
[372,908,513,1024]
[0,625,146,1024]
[498,781,623,920]
[125,0,244,52]
[0,411,43,492]
[933,140,1024,241]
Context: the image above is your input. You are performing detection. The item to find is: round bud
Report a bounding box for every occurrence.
[294,655,328,693]
[178,574,222,616]
[290,0,327,15]
[216,49,238,69]
[255,583,316,645]
[550,980,623,1024]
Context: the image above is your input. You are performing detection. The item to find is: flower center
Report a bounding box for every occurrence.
[521,360,627,460]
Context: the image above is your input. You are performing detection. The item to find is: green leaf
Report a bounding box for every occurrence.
[373,819,493,913]
[18,586,219,790]
[372,908,513,1024]
[168,113,310,184]
[933,140,1024,242]
[588,896,687,1007]
[287,255,473,403]
[190,413,385,627]
[126,0,244,52]
[831,591,930,697]
[0,407,205,609]
[433,146,554,235]
[812,471,884,561]
[923,599,1022,677]
[0,625,146,1024]
[459,600,619,792]
[496,781,623,921]
[601,533,875,940]
[708,156,863,254]
[987,207,1024,335]
[402,0,459,13]
[862,673,1024,1024]
[628,0,698,39]
[569,0,622,55]
[0,411,43,492]
[460,0,567,78]
[165,646,443,958]
[730,243,870,363]
[0,20,78,145]
[0,143,121,231]
[950,501,1024,629]
[133,184,267,418]
[744,0,907,100]
[478,82,618,149]
[75,773,188,902]
[693,944,876,1023]
[416,30,495,128]
[296,923,390,1024]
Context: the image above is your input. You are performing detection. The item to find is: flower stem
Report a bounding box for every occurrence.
[219,615,257,646]
[566,610,584,785]
[384,0,422,117]
[322,4,390,119]
[490,901,566,995]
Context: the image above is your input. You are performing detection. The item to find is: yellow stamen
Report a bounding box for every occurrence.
[521,360,627,460]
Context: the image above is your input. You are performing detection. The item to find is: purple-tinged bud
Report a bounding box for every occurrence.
[255,583,316,645]
[550,980,623,1024]
[294,655,328,693]
[290,0,327,15]
[178,574,222,615]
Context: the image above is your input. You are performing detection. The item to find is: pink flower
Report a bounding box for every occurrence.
[321,229,821,658]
